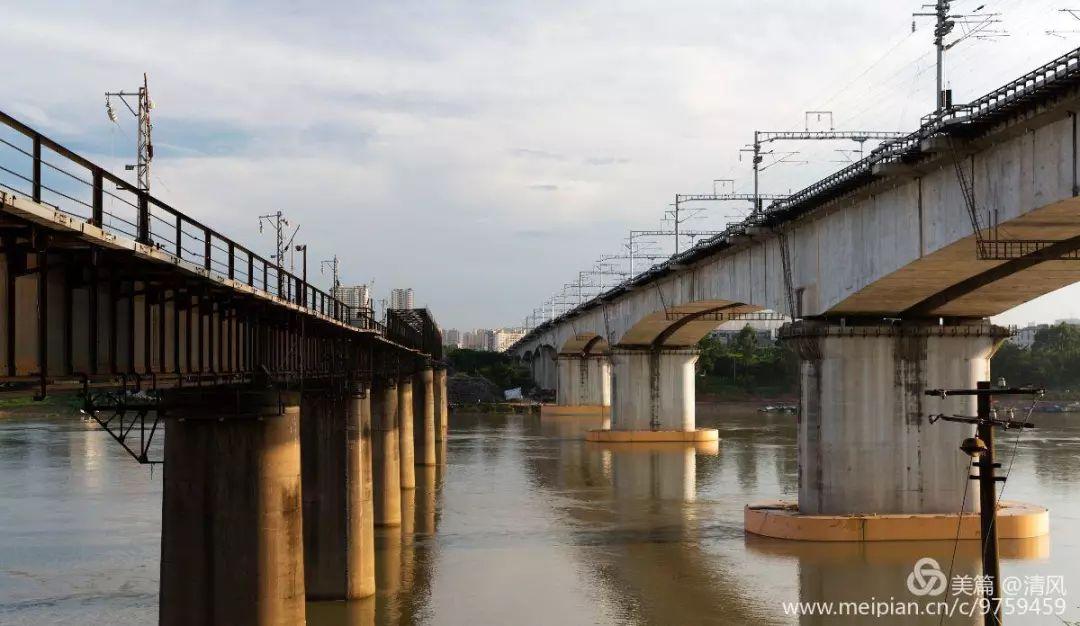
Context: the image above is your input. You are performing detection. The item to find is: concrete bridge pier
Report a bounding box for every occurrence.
[586,347,717,442]
[414,367,437,466]
[543,354,611,416]
[159,389,306,626]
[372,376,402,527]
[299,383,376,600]
[786,319,1007,516]
[398,375,416,490]
[434,367,449,441]
[746,319,1047,541]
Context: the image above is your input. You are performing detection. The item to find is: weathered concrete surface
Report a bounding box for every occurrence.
[300,391,347,601]
[524,344,558,391]
[160,390,305,626]
[414,368,437,466]
[610,348,698,431]
[299,388,375,600]
[555,355,611,406]
[347,386,376,598]
[786,320,1008,515]
[434,368,449,441]
[372,378,401,527]
[398,377,416,490]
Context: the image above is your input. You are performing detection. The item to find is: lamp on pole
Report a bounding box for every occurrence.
[295,244,308,306]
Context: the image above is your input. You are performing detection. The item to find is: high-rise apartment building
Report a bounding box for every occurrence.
[444,329,462,348]
[331,284,372,324]
[390,288,414,310]
[332,284,371,311]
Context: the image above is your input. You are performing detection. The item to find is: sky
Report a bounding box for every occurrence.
[2,0,1080,330]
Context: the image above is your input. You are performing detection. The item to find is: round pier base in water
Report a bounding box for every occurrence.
[744,500,1049,542]
[584,428,719,443]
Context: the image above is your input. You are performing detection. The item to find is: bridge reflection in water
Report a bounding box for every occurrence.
[276,405,1074,625]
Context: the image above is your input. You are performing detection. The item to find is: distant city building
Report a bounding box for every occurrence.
[332,284,372,324]
[453,327,524,352]
[444,329,462,348]
[462,328,496,351]
[390,288,414,310]
[494,328,525,352]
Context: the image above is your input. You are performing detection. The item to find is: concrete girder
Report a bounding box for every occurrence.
[512,90,1080,361]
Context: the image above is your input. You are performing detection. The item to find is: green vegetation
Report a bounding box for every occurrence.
[992,323,1080,393]
[695,325,798,398]
[447,348,536,393]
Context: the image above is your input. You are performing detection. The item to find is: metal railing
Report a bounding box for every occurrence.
[0,110,399,343]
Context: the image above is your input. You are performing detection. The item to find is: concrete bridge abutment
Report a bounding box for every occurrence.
[159,389,306,626]
[586,347,717,443]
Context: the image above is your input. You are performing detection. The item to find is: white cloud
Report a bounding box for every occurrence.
[2,0,1079,328]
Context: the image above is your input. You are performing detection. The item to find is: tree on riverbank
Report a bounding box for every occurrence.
[446,348,535,394]
[695,326,798,397]
[992,323,1080,392]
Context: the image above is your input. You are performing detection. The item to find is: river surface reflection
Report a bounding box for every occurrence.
[1,402,1079,624]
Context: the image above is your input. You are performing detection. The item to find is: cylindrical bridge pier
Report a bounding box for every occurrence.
[159,389,306,626]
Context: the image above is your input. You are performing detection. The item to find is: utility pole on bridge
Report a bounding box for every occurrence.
[913,1,1006,112]
[105,73,154,193]
[259,210,299,295]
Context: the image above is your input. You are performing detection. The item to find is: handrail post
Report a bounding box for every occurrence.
[175,215,182,258]
[247,252,254,287]
[31,135,41,203]
[228,242,235,280]
[91,169,104,226]
[137,192,150,244]
[203,229,212,271]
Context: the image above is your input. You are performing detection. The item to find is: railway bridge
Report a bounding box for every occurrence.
[0,110,445,624]
[510,47,1080,524]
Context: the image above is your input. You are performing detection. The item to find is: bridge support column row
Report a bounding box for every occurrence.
[158,368,447,624]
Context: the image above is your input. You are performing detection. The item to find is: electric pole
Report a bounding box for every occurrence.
[925,382,1043,626]
[321,255,341,293]
[914,1,1006,112]
[105,73,154,192]
[741,127,905,215]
